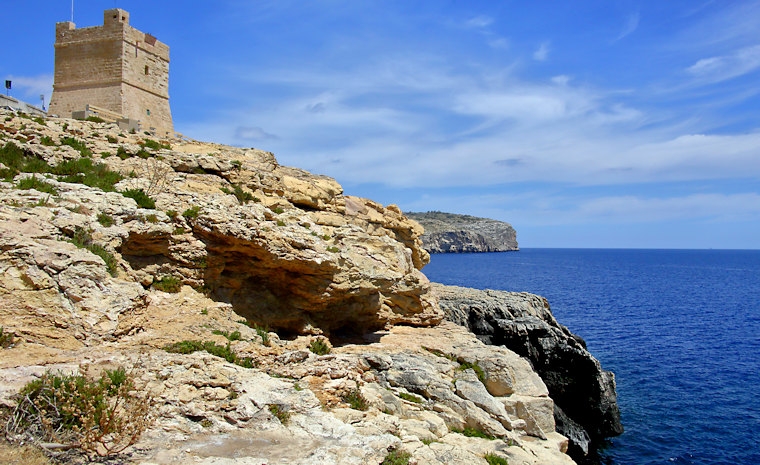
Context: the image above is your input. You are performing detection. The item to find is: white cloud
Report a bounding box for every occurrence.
[6,74,53,103]
[533,42,550,61]
[613,12,640,42]
[464,15,493,29]
[686,44,760,84]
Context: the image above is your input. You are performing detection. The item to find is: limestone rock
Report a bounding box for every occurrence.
[433,283,623,459]
[406,211,518,253]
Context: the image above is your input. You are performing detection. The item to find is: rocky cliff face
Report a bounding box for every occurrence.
[432,284,623,460]
[405,212,518,253]
[0,111,583,464]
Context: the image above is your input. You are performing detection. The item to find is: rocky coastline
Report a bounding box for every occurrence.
[0,110,618,464]
[433,284,623,460]
[405,212,519,253]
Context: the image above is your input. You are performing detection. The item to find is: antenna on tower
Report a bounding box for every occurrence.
[71,0,74,22]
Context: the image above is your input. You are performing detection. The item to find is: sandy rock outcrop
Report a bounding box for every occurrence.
[433,283,623,459]
[0,111,580,464]
[406,212,518,253]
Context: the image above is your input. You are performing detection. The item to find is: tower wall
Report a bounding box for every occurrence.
[48,9,173,135]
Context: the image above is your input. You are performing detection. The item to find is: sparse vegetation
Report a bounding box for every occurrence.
[68,227,118,276]
[309,338,331,355]
[398,391,423,403]
[273,207,284,214]
[54,156,123,192]
[16,175,58,195]
[182,205,201,219]
[152,275,182,293]
[268,404,290,424]
[484,453,509,465]
[381,449,412,465]
[221,183,254,205]
[327,246,340,253]
[140,138,170,151]
[121,188,156,209]
[40,135,56,146]
[458,360,486,384]
[85,115,106,123]
[450,427,497,440]
[97,212,114,227]
[163,340,254,368]
[6,368,152,456]
[106,135,118,144]
[0,326,16,348]
[212,329,242,342]
[60,136,92,157]
[342,388,368,411]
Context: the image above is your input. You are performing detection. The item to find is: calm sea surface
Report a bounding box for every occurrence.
[422,249,760,465]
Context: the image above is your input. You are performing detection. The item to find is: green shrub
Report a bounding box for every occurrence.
[145,213,159,223]
[40,135,56,146]
[273,207,284,214]
[88,243,119,276]
[327,246,340,253]
[221,184,255,205]
[68,227,118,276]
[33,116,46,125]
[381,449,412,465]
[0,142,51,180]
[166,209,178,220]
[342,389,368,411]
[117,146,130,159]
[212,329,242,342]
[85,115,106,123]
[140,138,170,151]
[0,326,16,348]
[163,340,255,368]
[53,157,123,192]
[182,205,201,219]
[309,338,330,355]
[121,188,156,209]
[152,276,182,293]
[16,175,57,195]
[97,212,114,227]
[7,368,152,456]
[398,391,423,403]
[450,427,496,440]
[484,453,509,465]
[106,135,118,144]
[458,360,486,384]
[268,404,290,424]
[60,136,92,157]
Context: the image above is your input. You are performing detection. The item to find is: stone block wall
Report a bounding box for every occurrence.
[48,8,173,135]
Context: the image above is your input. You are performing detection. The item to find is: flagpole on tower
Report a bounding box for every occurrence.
[71,0,74,22]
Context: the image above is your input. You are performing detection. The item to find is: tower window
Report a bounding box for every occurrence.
[145,65,149,75]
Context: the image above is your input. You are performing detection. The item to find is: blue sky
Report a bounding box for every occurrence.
[2,1,760,248]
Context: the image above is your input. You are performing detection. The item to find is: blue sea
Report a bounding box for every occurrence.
[422,249,760,465]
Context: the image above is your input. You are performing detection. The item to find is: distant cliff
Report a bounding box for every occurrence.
[406,211,518,253]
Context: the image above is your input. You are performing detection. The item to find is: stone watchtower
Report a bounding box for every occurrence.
[49,9,173,135]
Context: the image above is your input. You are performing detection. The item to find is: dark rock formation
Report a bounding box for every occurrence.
[432,283,623,460]
[405,211,518,253]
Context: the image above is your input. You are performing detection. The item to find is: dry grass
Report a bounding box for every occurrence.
[0,441,53,465]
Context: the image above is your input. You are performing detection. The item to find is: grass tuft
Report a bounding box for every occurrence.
[308,338,330,355]
[381,449,412,465]
[484,453,509,465]
[342,388,368,411]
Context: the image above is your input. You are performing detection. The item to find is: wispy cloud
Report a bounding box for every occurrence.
[464,15,493,29]
[686,44,760,84]
[613,12,640,42]
[533,42,550,61]
[6,74,53,102]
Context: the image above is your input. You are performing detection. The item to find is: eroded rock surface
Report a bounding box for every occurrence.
[0,112,581,464]
[433,283,623,458]
[406,211,518,253]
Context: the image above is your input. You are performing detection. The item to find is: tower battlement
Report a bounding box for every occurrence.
[49,9,173,135]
